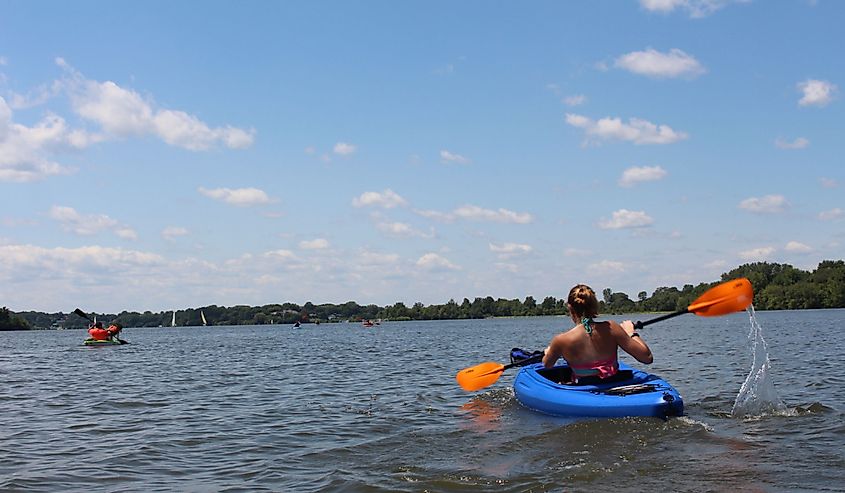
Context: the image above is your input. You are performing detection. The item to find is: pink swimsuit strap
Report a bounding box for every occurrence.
[569,357,619,379]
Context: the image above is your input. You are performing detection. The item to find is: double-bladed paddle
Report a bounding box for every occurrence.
[74,308,93,322]
[455,277,753,392]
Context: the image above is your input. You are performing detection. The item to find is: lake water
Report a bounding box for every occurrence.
[1,310,843,492]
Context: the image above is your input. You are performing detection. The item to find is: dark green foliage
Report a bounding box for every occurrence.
[723,260,845,310]
[0,307,30,331]
[7,261,845,329]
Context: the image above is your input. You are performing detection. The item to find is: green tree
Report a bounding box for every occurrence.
[540,296,557,315]
[523,296,537,315]
[0,307,30,331]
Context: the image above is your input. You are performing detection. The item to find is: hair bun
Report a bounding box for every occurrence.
[567,284,599,318]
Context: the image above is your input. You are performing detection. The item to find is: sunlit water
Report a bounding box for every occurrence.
[1,311,843,492]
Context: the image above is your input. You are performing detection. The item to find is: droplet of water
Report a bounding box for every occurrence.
[731,305,787,417]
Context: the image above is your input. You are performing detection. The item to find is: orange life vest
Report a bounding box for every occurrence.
[88,328,110,340]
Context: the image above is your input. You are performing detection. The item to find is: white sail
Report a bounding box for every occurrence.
[201,310,207,326]
[171,311,176,327]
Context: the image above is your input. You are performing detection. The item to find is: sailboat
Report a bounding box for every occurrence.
[171,311,176,327]
[201,310,208,326]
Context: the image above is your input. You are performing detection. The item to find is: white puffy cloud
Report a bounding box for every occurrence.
[738,195,788,214]
[161,226,189,240]
[453,205,534,224]
[333,142,356,155]
[198,187,273,207]
[565,113,688,145]
[0,243,163,272]
[797,79,838,107]
[416,252,460,270]
[639,0,686,13]
[739,246,776,261]
[614,48,705,79]
[440,149,471,164]
[59,58,255,150]
[376,222,433,239]
[413,204,534,224]
[639,0,741,18]
[819,208,843,221]
[6,81,62,110]
[154,110,254,151]
[48,205,136,239]
[774,137,809,149]
[619,165,667,187]
[489,242,533,255]
[352,189,408,208]
[2,59,255,182]
[115,228,138,241]
[598,209,654,229]
[785,241,813,253]
[263,249,297,261]
[0,97,87,182]
[299,238,330,250]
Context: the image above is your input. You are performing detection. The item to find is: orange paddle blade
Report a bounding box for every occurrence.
[455,362,506,391]
[687,278,753,316]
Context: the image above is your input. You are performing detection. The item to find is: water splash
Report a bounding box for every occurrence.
[731,306,787,417]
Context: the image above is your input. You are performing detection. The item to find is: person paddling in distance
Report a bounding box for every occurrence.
[542,284,653,384]
[87,321,107,340]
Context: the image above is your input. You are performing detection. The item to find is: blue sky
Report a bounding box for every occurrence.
[1,0,842,313]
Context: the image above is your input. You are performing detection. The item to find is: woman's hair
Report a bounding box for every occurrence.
[567,284,599,319]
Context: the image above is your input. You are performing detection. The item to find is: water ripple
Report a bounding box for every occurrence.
[2,314,844,491]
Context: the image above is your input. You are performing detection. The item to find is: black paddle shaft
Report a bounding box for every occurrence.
[504,352,545,370]
[634,308,689,330]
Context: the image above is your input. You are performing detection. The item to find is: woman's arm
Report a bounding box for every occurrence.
[542,334,566,368]
[615,320,653,364]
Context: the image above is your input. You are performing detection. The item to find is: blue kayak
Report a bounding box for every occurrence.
[513,362,683,418]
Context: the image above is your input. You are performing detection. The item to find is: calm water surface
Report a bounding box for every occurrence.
[1,310,843,492]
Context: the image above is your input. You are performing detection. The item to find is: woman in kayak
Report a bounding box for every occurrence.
[542,284,653,383]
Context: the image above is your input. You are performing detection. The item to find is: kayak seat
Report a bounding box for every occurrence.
[536,366,635,386]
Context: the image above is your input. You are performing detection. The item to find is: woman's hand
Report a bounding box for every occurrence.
[621,320,635,336]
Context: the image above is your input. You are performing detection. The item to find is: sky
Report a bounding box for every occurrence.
[1,0,843,313]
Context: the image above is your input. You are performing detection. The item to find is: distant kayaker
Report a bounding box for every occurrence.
[87,321,109,340]
[542,284,653,384]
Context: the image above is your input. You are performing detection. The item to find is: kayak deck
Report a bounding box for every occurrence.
[513,362,683,418]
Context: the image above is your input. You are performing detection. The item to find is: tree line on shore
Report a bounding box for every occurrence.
[3,260,844,331]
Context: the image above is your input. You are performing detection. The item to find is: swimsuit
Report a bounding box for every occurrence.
[568,317,619,382]
[569,357,619,381]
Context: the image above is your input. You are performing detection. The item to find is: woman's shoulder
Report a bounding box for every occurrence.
[556,326,580,339]
[598,319,621,329]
